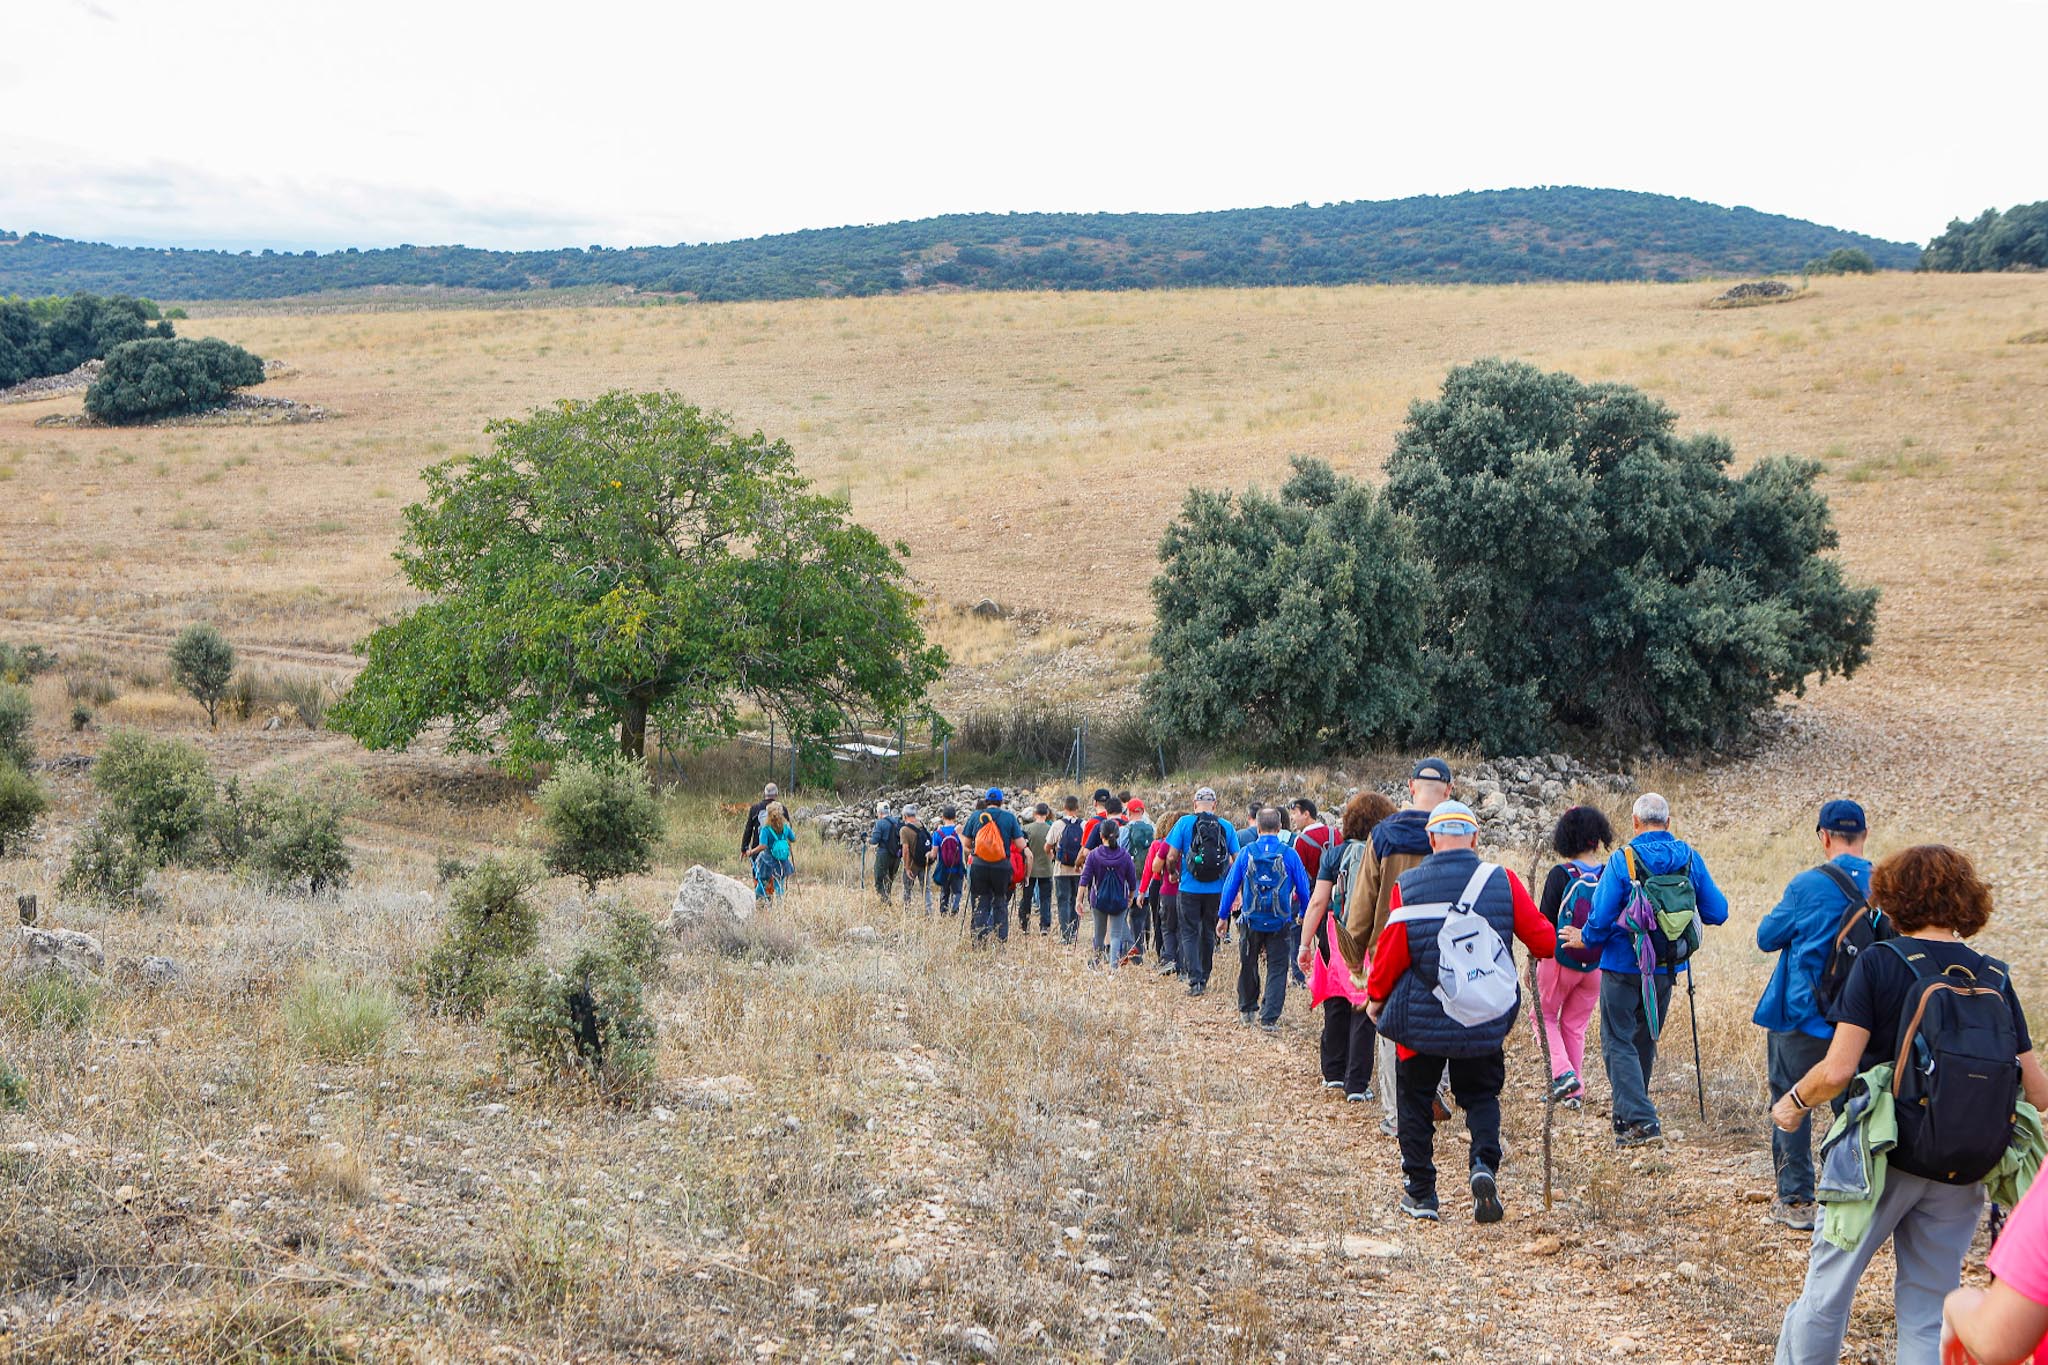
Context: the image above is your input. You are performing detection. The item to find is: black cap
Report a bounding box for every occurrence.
[1411,757,1453,784]
[1093,788,1112,804]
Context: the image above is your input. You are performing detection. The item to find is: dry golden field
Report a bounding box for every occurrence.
[2,274,2047,1361]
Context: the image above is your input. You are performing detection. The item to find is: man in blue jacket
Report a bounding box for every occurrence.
[1753,799,1873,1231]
[1218,807,1312,1030]
[1581,792,1730,1147]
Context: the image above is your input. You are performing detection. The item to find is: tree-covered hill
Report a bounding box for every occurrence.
[0,187,1919,303]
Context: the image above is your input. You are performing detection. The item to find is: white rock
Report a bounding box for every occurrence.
[960,1326,998,1359]
[1340,1235,1402,1259]
[668,865,754,932]
[11,927,104,980]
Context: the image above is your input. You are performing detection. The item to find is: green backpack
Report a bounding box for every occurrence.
[1625,845,1700,967]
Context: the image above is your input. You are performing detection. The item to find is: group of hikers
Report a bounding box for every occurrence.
[740,762,2048,1364]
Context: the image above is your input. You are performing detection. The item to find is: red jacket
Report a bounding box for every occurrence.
[1367,868,1555,1060]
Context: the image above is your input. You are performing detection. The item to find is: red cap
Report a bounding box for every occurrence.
[1127,798,1145,814]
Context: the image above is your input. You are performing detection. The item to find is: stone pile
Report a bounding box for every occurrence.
[1714,280,1797,303]
[800,783,1045,846]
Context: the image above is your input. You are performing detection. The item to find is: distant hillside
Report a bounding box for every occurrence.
[0,187,1920,302]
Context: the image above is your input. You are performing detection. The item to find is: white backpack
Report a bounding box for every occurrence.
[1388,862,1518,1028]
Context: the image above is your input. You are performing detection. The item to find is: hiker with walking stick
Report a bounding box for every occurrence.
[1579,792,1730,1148]
[1364,801,1560,1223]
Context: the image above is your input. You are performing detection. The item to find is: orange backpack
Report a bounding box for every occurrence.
[973,815,1007,863]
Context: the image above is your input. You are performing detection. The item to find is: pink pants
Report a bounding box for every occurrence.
[1533,960,1601,1088]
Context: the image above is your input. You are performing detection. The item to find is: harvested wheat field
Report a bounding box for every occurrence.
[1,272,2047,1361]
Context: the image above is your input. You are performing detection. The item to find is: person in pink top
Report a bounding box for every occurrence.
[1944,1175,2048,1363]
[1299,791,1396,1101]
[1139,821,1182,978]
[1533,805,1615,1109]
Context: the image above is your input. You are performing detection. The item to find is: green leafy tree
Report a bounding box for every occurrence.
[1923,202,2048,273]
[536,753,662,892]
[1384,359,1878,752]
[1805,247,1876,274]
[169,623,237,727]
[0,761,47,855]
[1142,457,1431,758]
[332,391,946,774]
[83,336,264,423]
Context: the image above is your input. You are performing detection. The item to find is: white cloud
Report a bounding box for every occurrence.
[3,0,2043,251]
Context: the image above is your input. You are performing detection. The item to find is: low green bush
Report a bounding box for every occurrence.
[417,856,543,1018]
[283,968,400,1061]
[536,753,660,892]
[0,683,32,770]
[169,624,236,727]
[245,773,356,894]
[499,938,654,1099]
[0,761,47,856]
[58,817,152,906]
[3,971,99,1032]
[83,336,265,424]
[91,730,214,863]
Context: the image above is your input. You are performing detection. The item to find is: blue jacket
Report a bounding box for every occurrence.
[1582,830,1730,975]
[1754,854,1873,1039]
[1378,849,1524,1058]
[1218,836,1312,931]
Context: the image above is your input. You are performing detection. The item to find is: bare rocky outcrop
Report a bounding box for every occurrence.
[10,926,106,980]
[667,865,754,932]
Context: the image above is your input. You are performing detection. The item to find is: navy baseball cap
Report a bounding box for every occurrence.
[1818,800,1866,835]
[1412,757,1453,783]
[985,787,1005,805]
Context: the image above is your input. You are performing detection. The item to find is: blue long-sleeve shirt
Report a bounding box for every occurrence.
[1754,853,1873,1039]
[1218,835,1313,928]
[1581,830,1730,975]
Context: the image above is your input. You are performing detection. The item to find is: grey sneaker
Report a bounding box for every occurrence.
[1399,1190,1440,1221]
[1770,1200,1817,1232]
[1471,1168,1504,1224]
[1616,1121,1664,1149]
[1240,1011,1256,1026]
[1346,1091,1370,1103]
[1378,1112,1398,1137]
[1158,960,1178,976]
[1322,1079,1346,1091]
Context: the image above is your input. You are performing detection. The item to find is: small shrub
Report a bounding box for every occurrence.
[245,772,356,894]
[0,1059,26,1110]
[0,642,55,684]
[536,752,660,892]
[69,702,91,732]
[91,729,215,862]
[0,761,47,856]
[65,670,119,708]
[283,968,400,1061]
[499,939,655,1099]
[4,971,99,1032]
[674,915,801,964]
[417,856,543,1017]
[83,336,266,424]
[58,817,152,906]
[169,624,236,727]
[0,683,32,770]
[497,1191,601,1312]
[434,854,474,885]
[595,898,662,979]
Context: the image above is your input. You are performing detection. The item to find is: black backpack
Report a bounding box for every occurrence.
[1810,864,1894,1015]
[872,815,901,854]
[1884,940,2021,1185]
[1054,817,1086,867]
[902,824,930,872]
[1187,813,1231,883]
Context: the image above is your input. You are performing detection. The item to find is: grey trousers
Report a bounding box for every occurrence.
[1774,1168,1983,1365]
[1598,970,1674,1129]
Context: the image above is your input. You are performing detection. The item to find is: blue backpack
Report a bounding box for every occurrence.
[1243,848,1297,932]
[1092,868,1131,916]
[1553,861,1604,972]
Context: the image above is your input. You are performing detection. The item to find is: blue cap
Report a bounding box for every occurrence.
[1818,800,1866,835]
[985,787,1005,804]
[1412,757,1453,783]
[1426,800,1479,837]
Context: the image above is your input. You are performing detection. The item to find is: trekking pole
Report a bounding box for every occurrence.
[1687,961,1707,1122]
[1524,844,1555,1212]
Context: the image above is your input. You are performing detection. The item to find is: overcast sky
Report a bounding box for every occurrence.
[4,0,2041,253]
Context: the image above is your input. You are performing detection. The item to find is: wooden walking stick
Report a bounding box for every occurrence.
[1525,844,1556,1211]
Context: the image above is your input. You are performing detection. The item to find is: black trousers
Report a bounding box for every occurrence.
[1014,876,1052,931]
[1396,1049,1506,1201]
[1321,997,1376,1094]
[1153,889,1178,965]
[969,862,1011,941]
[1234,926,1291,1024]
[1177,891,1220,987]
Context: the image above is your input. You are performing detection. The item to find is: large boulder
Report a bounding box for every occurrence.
[11,927,106,981]
[668,865,754,933]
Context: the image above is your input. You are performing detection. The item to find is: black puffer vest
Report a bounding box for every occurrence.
[1377,848,1521,1058]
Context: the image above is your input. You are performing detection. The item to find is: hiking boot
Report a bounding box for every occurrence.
[1546,1071,1580,1105]
[1258,1020,1280,1033]
[1378,1112,1399,1138]
[1471,1168,1504,1224]
[1399,1190,1440,1222]
[1157,960,1178,976]
[1770,1200,1818,1232]
[1560,1095,1583,1111]
[1345,1091,1370,1104]
[1615,1121,1664,1149]
[1187,983,1205,998]
[1359,1083,1376,1102]
[1240,1010,1257,1026]
[1322,1079,1346,1091]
